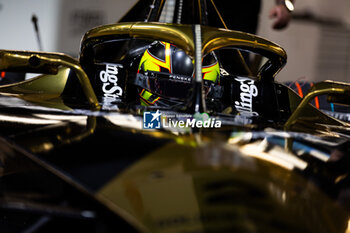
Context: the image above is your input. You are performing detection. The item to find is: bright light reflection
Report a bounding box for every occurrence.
[34,114,87,125]
[240,143,307,170]
[285,0,295,11]
[105,114,142,130]
[346,219,350,233]
[0,114,61,125]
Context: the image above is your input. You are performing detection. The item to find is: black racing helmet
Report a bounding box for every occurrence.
[136,41,220,106]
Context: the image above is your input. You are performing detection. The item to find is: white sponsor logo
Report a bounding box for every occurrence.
[234,77,259,116]
[99,63,123,101]
[143,112,222,129]
[162,112,221,129]
[162,118,221,128]
[169,74,191,82]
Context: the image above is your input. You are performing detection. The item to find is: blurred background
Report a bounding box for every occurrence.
[259,0,350,83]
[0,0,349,83]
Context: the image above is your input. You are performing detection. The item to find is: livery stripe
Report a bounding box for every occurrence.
[295,82,303,98]
[310,83,320,109]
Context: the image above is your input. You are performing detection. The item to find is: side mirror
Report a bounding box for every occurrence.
[285,80,350,131]
[306,80,350,107]
[0,50,100,110]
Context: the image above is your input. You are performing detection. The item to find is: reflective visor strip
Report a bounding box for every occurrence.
[139,89,160,106]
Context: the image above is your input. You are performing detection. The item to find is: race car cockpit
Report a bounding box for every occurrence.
[2,2,350,233]
[77,20,290,125]
[0,0,349,134]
